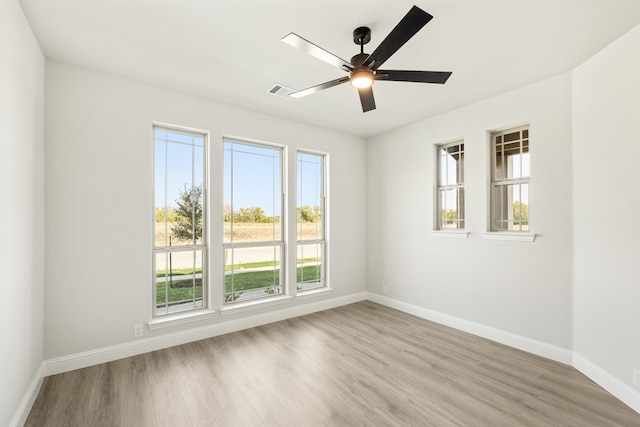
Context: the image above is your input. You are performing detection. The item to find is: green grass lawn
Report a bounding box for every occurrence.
[156,265,321,306]
[155,258,318,276]
[156,279,203,305]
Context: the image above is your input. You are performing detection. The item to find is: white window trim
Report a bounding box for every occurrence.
[296,287,334,300]
[435,140,465,231]
[430,230,469,239]
[488,125,532,235]
[148,309,216,330]
[152,124,209,318]
[296,149,328,294]
[223,138,287,305]
[220,295,292,315]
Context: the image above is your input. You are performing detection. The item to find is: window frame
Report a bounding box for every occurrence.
[296,150,328,293]
[489,125,530,233]
[222,138,286,305]
[152,124,209,318]
[435,140,465,231]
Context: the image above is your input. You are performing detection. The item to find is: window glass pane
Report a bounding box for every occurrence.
[155,132,204,248]
[155,249,204,315]
[495,150,502,179]
[297,152,323,241]
[225,246,282,303]
[438,148,448,186]
[503,130,520,142]
[296,151,326,292]
[493,185,507,230]
[154,139,168,247]
[439,188,464,229]
[458,146,464,183]
[446,152,458,185]
[153,126,207,317]
[503,141,522,179]
[223,144,232,244]
[297,242,324,291]
[522,140,530,177]
[439,143,464,186]
[224,140,285,305]
[494,129,529,181]
[224,141,282,244]
[458,187,465,229]
[436,141,464,230]
[493,183,529,231]
[192,144,204,245]
[516,183,529,231]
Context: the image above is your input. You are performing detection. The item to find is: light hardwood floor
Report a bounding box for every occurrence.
[26,301,640,426]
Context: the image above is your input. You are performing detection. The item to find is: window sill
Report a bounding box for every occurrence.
[296,287,333,300]
[148,309,216,330]
[430,230,469,239]
[482,232,536,242]
[220,295,292,316]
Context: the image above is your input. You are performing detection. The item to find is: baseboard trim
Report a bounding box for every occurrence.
[9,362,44,427]
[43,292,367,376]
[367,292,573,365]
[573,353,640,414]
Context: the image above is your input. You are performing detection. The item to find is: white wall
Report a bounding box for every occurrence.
[573,24,640,391]
[44,61,367,359]
[367,73,574,349]
[0,0,45,425]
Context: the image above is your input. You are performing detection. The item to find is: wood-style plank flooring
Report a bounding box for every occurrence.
[26,301,640,426]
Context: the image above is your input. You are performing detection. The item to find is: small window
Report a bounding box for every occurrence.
[490,126,530,231]
[436,141,465,230]
[296,151,327,292]
[223,139,284,304]
[153,126,207,316]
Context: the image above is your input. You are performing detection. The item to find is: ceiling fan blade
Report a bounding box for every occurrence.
[358,87,376,112]
[282,33,353,71]
[376,70,452,84]
[363,6,433,71]
[289,76,350,98]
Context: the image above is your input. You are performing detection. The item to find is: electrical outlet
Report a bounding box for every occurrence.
[382,286,388,295]
[133,324,144,338]
[633,368,640,388]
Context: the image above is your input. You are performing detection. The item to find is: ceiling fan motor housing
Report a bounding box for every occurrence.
[350,53,369,67]
[353,26,371,45]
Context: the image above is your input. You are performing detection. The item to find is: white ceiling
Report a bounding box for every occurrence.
[19,0,640,137]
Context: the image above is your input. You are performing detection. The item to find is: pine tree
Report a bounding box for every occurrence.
[171,184,203,243]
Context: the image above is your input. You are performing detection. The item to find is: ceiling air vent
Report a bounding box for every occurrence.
[267,83,295,99]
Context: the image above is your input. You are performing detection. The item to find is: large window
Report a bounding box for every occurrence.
[223,140,283,303]
[296,151,326,291]
[436,141,465,229]
[490,125,530,231]
[153,126,207,316]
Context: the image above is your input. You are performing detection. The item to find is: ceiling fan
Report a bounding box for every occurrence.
[281,5,452,113]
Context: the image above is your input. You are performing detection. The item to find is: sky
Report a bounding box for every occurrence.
[155,130,323,217]
[223,141,282,217]
[154,129,204,210]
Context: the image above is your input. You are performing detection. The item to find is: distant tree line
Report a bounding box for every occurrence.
[222,204,321,223]
[157,185,322,239]
[223,205,276,223]
[441,202,528,224]
[513,201,529,223]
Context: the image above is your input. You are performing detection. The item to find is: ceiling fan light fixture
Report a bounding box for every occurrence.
[350,69,374,89]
